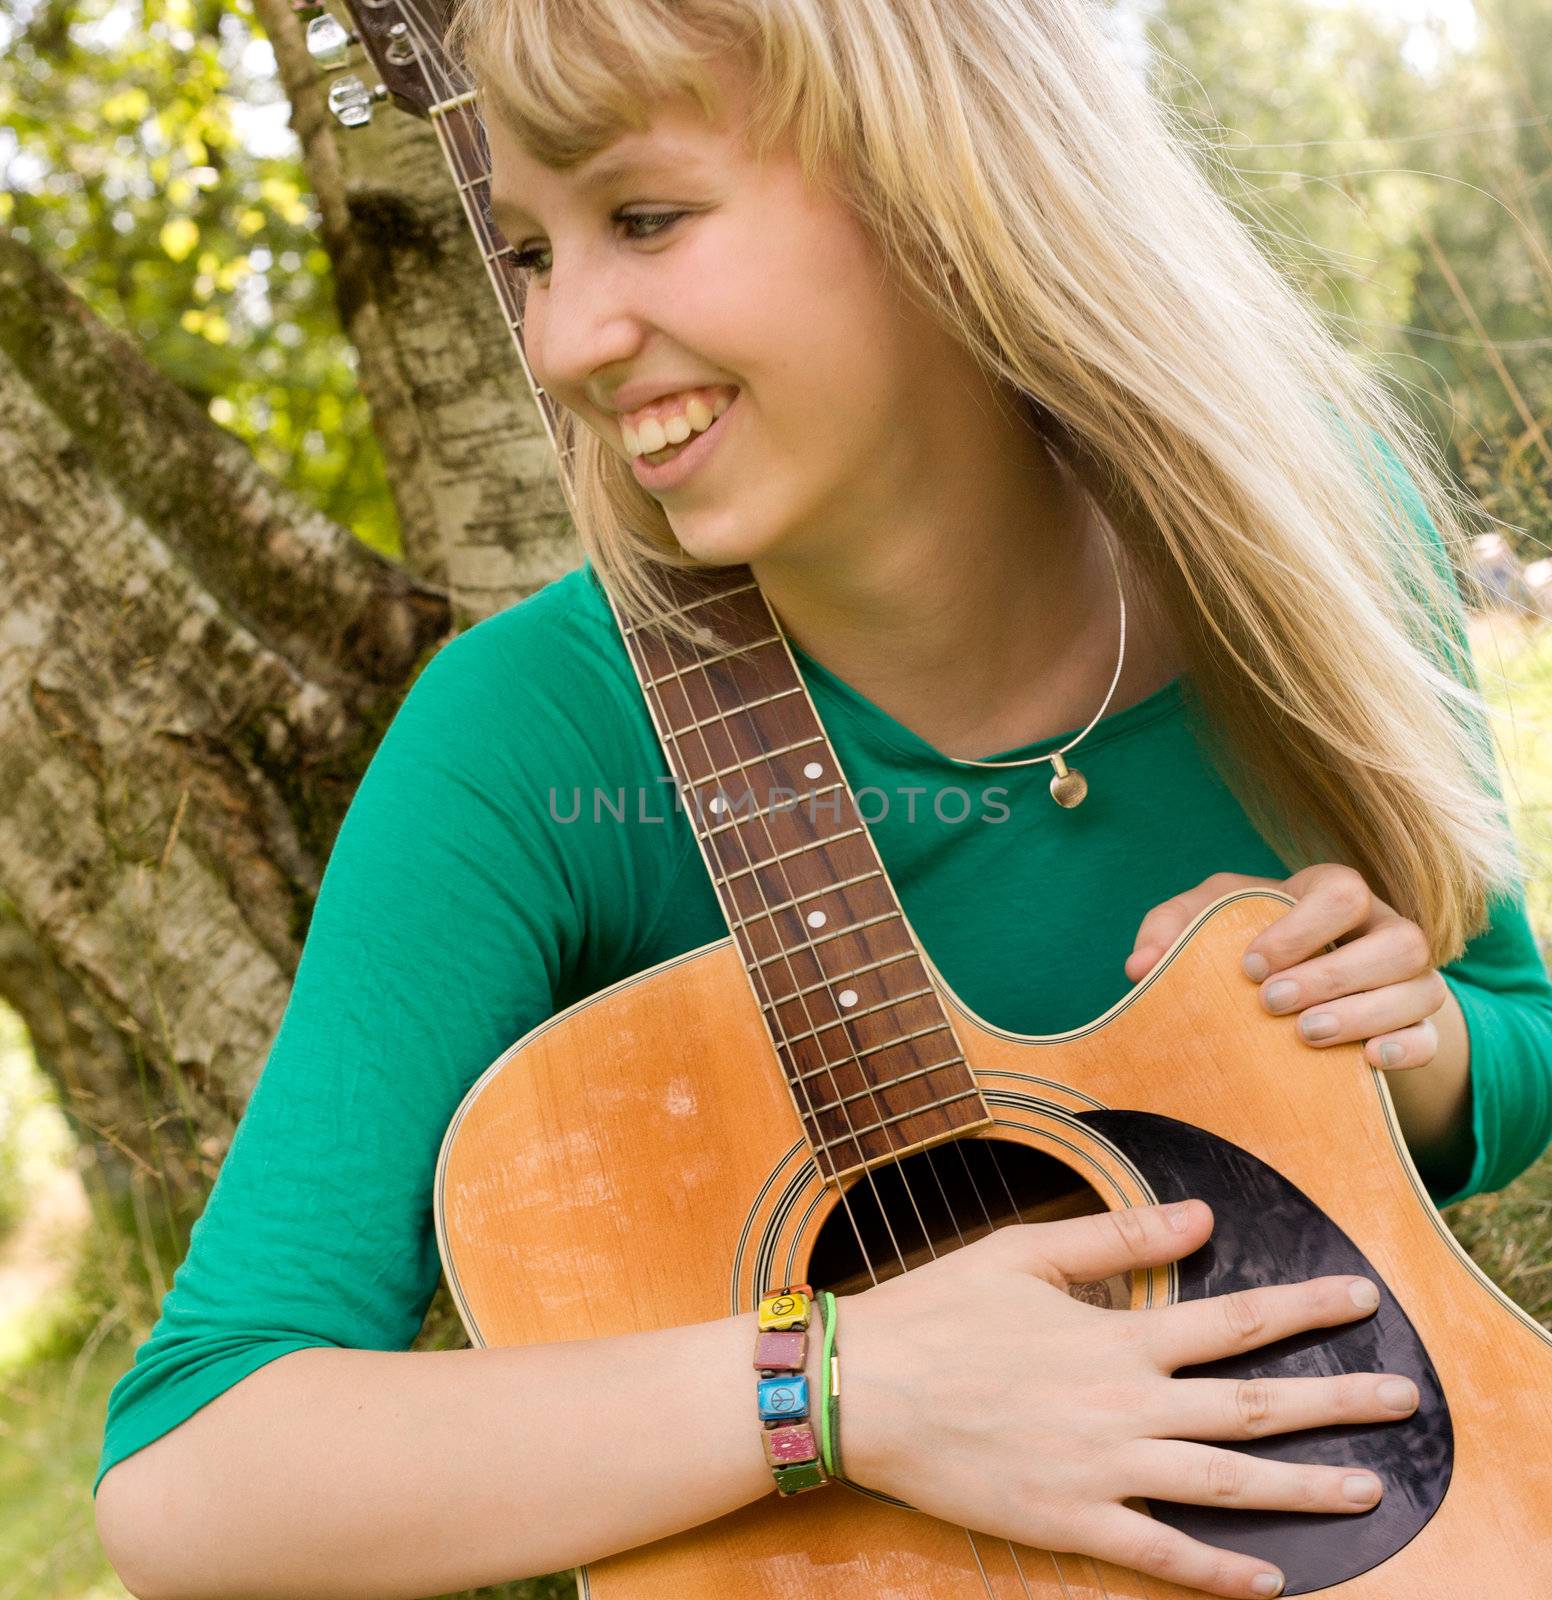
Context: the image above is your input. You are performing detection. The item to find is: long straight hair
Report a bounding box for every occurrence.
[445,0,1528,964]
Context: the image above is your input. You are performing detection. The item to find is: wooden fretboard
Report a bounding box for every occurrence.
[618,566,993,1183]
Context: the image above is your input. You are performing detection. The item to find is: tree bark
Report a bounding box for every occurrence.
[0,0,589,1200]
[0,213,500,1201]
[251,0,577,619]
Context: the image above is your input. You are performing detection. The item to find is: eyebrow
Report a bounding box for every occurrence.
[488,146,692,235]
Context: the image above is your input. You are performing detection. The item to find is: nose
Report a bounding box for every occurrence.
[525,250,647,405]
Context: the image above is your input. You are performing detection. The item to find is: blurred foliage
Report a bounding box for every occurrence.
[0,0,399,555]
[1145,0,1552,563]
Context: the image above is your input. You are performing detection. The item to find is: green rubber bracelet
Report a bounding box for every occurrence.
[819,1290,841,1479]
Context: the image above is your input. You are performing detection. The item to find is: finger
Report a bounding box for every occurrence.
[1147,1370,1419,1443]
[1009,1198,1214,1288]
[1142,1274,1381,1374]
[1076,1502,1287,1599]
[1130,875,1275,979]
[1121,1437,1387,1516]
[1278,975,1448,1048]
[1241,864,1382,980]
[1364,1018,1440,1072]
[1255,918,1434,1014]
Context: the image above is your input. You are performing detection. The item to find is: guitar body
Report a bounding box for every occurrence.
[435,890,1552,1597]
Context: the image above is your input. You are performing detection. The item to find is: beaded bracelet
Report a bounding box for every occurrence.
[753,1282,830,1496]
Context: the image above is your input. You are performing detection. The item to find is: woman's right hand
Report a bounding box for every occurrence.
[836,1198,1419,1600]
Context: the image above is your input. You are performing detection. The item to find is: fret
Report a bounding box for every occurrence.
[791,1022,955,1082]
[749,909,901,969]
[813,1089,983,1154]
[641,636,785,687]
[757,946,920,1011]
[659,685,805,741]
[801,1055,967,1116]
[696,733,828,788]
[725,870,884,928]
[780,985,938,1045]
[702,781,844,836]
[721,826,867,883]
[619,582,761,631]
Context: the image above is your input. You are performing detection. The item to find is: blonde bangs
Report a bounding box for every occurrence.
[443,0,827,174]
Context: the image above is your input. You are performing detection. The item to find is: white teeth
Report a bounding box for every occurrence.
[621,389,734,458]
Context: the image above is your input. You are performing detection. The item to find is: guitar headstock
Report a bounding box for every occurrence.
[305,0,467,126]
[300,0,579,502]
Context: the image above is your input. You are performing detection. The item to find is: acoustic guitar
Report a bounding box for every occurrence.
[314,6,1552,1592]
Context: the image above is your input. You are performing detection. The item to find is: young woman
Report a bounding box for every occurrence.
[94,2,1552,1598]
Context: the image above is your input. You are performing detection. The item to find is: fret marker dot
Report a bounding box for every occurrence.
[837,989,858,1007]
[803,762,824,779]
[806,911,827,928]
[709,795,727,814]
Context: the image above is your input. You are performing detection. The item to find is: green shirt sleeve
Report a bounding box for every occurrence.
[1362,429,1552,1207]
[93,579,679,1496]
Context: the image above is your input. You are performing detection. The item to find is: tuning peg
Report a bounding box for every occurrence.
[327,75,388,128]
[384,21,416,65]
[305,13,355,69]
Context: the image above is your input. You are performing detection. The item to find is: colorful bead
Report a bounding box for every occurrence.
[758,1289,812,1331]
[753,1329,806,1372]
[772,1459,826,1495]
[757,1373,810,1422]
[762,1421,820,1466]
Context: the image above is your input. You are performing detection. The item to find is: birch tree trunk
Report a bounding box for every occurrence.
[0,10,572,1206]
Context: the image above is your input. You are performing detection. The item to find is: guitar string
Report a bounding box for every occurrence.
[406,27,1098,1597]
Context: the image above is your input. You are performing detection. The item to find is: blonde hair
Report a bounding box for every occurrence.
[446,0,1527,964]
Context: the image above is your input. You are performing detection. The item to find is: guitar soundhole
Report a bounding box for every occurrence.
[803,1134,1129,1307]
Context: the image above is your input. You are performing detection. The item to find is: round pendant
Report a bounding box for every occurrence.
[1049,753,1088,808]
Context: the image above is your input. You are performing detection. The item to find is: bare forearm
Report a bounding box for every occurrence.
[97,1308,806,1600]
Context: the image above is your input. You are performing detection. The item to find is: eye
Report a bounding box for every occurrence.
[510,209,688,280]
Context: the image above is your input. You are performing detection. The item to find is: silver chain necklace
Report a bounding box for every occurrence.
[936,505,1127,808]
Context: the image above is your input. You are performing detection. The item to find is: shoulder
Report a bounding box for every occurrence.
[395,561,645,752]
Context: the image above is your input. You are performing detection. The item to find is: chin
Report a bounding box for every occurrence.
[665,512,785,570]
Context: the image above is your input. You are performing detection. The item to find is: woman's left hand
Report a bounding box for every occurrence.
[1125,864,1450,1071]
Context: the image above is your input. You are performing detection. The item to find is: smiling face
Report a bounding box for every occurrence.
[485,59,1005,575]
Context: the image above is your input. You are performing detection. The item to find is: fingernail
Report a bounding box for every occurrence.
[1378,1378,1417,1410]
[1301,1011,1338,1040]
[1167,1200,1194,1232]
[1380,1042,1403,1067]
[1251,1573,1284,1596]
[1243,952,1270,982]
[1344,1474,1381,1504]
[1264,980,1298,1011]
[1349,1279,1380,1310]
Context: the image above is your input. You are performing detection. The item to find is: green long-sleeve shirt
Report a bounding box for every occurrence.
[94,544,1552,1499]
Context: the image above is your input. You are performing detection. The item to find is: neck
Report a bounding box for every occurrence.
[750,411,1123,759]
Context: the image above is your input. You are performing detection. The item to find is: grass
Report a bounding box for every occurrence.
[1441,610,1552,1327]
[1,615,1550,1598]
